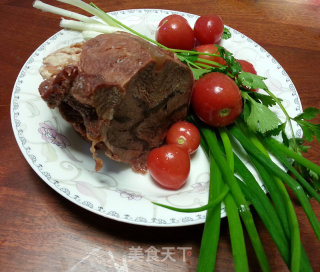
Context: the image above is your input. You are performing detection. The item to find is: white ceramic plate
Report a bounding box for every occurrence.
[11,9,302,227]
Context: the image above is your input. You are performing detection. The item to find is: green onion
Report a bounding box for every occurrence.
[231,123,317,271]
[263,138,320,203]
[235,120,291,234]
[33,0,98,23]
[218,126,249,271]
[58,0,120,27]
[197,154,223,271]
[230,125,320,242]
[233,155,290,258]
[264,137,320,177]
[60,18,123,33]
[201,127,270,272]
[152,185,229,213]
[224,193,249,271]
[219,127,234,172]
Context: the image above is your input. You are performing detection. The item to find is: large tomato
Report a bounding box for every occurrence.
[147,144,190,190]
[191,72,243,127]
[155,14,195,50]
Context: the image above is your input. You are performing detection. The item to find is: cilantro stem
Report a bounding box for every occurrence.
[263,88,298,151]
[191,58,224,69]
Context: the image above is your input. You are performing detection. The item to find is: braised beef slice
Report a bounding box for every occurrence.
[39,32,193,173]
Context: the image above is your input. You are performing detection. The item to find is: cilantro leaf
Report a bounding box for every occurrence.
[293,107,320,143]
[222,27,231,40]
[215,45,241,75]
[264,122,286,137]
[238,72,268,90]
[295,120,320,143]
[176,53,212,79]
[282,129,290,147]
[294,162,320,193]
[246,100,282,133]
[287,137,310,153]
[298,121,315,142]
[248,91,279,107]
[242,92,281,133]
[191,68,212,80]
[229,58,242,75]
[294,107,319,121]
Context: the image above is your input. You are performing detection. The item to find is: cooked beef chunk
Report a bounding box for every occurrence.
[39,32,194,173]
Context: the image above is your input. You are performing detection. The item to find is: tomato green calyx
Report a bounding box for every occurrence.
[166,121,201,154]
[177,137,186,145]
[161,19,168,25]
[192,72,242,127]
[219,108,231,117]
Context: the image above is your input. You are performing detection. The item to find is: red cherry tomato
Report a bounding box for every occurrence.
[237,59,258,92]
[147,144,190,190]
[194,15,224,45]
[166,121,201,154]
[155,14,195,50]
[194,44,226,67]
[237,60,257,75]
[191,72,243,127]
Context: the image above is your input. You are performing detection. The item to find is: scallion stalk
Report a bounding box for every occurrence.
[264,137,320,176]
[230,125,320,242]
[152,185,229,213]
[201,127,270,272]
[33,0,98,23]
[197,154,223,271]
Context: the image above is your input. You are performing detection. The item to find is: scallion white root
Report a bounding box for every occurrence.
[81,30,102,40]
[33,0,126,39]
[60,18,123,33]
[56,0,120,27]
[33,0,98,23]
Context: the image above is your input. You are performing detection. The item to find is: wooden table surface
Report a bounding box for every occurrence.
[1,0,320,271]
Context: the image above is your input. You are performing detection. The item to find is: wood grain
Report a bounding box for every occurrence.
[0,0,319,271]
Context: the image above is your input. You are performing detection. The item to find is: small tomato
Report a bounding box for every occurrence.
[147,144,190,190]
